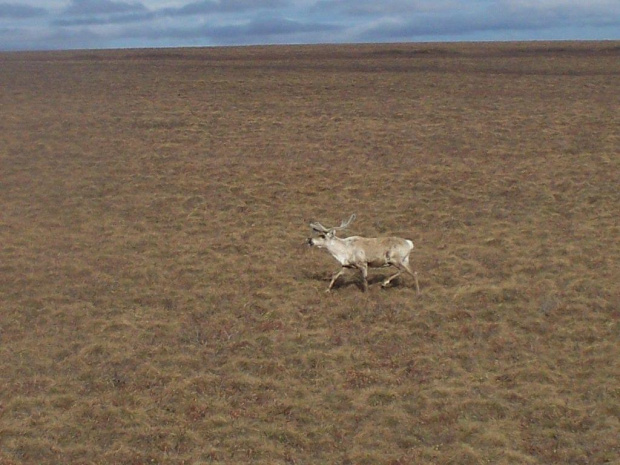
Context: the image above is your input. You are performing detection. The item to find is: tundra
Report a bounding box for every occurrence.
[307,214,420,293]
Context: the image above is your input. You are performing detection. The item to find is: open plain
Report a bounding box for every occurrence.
[1,41,619,464]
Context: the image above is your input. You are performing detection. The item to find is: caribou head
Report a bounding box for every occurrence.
[307,214,356,245]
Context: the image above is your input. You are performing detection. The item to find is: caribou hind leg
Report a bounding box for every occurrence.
[399,262,421,295]
[382,260,421,294]
[401,259,421,295]
[381,267,402,288]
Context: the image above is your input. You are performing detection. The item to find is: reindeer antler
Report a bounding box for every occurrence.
[309,214,356,234]
[310,221,331,233]
[334,214,356,230]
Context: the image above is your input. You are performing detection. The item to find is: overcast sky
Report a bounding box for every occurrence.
[1,0,619,51]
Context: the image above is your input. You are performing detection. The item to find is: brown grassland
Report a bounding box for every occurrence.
[1,41,619,464]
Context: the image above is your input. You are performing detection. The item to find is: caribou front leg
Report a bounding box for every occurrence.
[327,268,345,292]
[358,264,369,292]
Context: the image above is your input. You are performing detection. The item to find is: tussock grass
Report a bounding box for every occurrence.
[1,42,619,464]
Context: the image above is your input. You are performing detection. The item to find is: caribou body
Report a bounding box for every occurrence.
[307,214,420,293]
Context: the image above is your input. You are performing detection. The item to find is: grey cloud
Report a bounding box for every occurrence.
[53,0,152,28]
[0,24,101,51]
[503,2,620,28]
[62,0,148,17]
[125,17,340,44]
[222,17,339,37]
[1,0,618,51]
[53,11,155,27]
[0,3,48,18]
[361,14,538,41]
[354,2,620,41]
[162,0,287,16]
[44,27,103,50]
[311,0,440,17]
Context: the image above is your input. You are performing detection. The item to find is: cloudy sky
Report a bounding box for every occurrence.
[1,0,619,51]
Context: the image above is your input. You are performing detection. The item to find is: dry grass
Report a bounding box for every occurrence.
[1,41,619,464]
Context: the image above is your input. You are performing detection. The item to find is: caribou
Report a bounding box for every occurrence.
[307,214,420,293]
